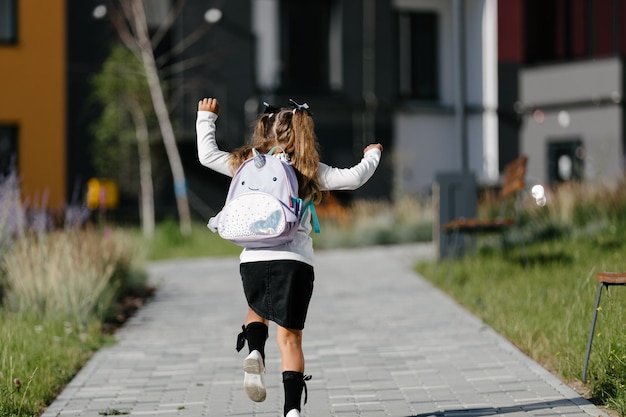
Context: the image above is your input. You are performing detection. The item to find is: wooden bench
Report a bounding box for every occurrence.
[442,154,528,259]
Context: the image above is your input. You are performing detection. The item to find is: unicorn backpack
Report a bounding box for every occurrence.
[208,147,319,248]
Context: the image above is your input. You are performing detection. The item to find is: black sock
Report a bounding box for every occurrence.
[283,371,304,415]
[245,322,268,361]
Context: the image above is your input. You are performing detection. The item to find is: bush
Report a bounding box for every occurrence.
[0,226,147,416]
[313,196,433,249]
[0,167,149,416]
[4,228,144,320]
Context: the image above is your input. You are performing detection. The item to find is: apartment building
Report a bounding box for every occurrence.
[0,0,254,217]
[0,0,67,208]
[4,0,626,218]
[500,0,626,187]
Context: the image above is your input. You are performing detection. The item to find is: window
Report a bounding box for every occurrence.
[0,126,18,176]
[279,0,332,93]
[0,0,17,43]
[547,138,584,185]
[397,11,438,100]
[525,0,623,64]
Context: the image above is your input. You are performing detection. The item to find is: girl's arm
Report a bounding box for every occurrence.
[196,98,233,177]
[318,145,382,191]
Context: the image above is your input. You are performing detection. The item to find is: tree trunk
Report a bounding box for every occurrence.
[132,0,192,236]
[130,102,155,239]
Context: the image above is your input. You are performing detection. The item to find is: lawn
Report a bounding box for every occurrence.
[416,181,626,416]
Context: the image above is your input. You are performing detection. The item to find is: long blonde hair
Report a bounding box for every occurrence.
[230,107,323,204]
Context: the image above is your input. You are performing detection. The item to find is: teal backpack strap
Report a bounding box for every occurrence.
[309,202,321,234]
[299,201,321,234]
[268,146,285,156]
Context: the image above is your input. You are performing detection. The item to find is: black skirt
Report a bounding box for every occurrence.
[240,260,314,330]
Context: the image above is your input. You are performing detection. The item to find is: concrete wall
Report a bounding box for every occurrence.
[394,112,457,195]
[393,0,499,195]
[521,58,622,107]
[519,58,623,184]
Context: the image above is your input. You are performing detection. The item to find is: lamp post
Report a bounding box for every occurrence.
[454,0,468,173]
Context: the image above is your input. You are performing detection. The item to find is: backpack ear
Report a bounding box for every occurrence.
[252,148,266,168]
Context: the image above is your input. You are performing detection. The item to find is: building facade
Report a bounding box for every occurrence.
[4,0,626,219]
[0,0,68,208]
[391,0,499,195]
[226,0,500,199]
[500,0,626,187]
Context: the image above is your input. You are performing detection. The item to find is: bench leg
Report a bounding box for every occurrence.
[520,239,529,268]
[444,229,462,281]
[582,282,605,382]
[502,228,529,267]
[500,230,509,252]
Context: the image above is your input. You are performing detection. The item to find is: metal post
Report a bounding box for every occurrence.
[582,282,605,382]
[454,0,468,172]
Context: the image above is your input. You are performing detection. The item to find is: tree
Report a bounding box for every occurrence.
[91,44,156,238]
[103,0,208,236]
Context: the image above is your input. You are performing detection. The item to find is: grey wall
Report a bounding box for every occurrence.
[519,58,624,186]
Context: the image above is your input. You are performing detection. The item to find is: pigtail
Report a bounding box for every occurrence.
[230,145,252,173]
[251,113,274,148]
[230,114,275,173]
[290,110,322,204]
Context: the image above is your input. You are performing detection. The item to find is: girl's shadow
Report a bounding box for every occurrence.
[407,397,592,416]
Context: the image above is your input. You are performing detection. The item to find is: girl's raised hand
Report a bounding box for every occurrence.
[198,98,220,115]
[364,143,383,154]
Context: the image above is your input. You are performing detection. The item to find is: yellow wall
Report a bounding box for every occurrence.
[0,0,66,208]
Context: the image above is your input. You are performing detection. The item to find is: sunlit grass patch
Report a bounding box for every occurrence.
[0,314,105,417]
[417,180,626,416]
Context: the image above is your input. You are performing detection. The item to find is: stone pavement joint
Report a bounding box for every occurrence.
[41,244,609,417]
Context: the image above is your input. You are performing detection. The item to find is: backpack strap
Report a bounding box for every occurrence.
[310,203,321,234]
[300,201,321,234]
[268,146,285,156]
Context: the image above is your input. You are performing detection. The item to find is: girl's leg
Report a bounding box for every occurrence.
[276,326,304,372]
[245,307,269,327]
[277,326,307,416]
[240,308,269,403]
[243,307,269,359]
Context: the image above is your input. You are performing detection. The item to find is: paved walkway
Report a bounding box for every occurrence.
[42,244,608,417]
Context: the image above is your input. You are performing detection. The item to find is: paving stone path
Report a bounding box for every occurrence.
[41,244,607,417]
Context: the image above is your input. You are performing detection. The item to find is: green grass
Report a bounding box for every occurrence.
[416,219,626,416]
[0,315,107,417]
[141,218,241,260]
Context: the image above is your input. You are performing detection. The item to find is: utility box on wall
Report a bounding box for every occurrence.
[433,172,477,260]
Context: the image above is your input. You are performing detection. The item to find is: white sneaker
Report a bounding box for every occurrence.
[285,410,301,417]
[243,350,266,402]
